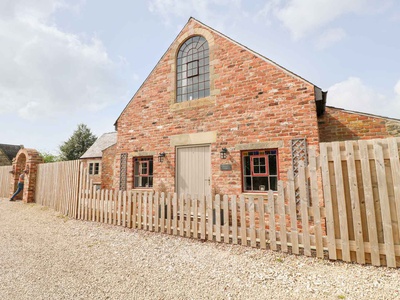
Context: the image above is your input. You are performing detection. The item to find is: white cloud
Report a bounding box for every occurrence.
[0,0,128,120]
[148,0,243,31]
[328,77,400,119]
[275,0,364,40]
[315,28,347,50]
[256,0,393,40]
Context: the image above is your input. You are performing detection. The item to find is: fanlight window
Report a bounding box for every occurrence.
[176,36,210,102]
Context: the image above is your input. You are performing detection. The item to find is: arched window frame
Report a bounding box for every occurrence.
[176,35,210,103]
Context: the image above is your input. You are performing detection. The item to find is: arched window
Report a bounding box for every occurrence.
[176,36,210,102]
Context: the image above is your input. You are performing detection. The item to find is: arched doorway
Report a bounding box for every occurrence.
[10,148,43,203]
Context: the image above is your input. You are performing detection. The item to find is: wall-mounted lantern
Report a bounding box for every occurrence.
[158,152,166,162]
[220,148,228,159]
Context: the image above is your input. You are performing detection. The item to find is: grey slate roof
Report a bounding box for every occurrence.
[80,132,117,159]
[0,144,23,161]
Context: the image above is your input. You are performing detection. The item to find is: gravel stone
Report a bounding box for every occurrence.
[1,199,399,300]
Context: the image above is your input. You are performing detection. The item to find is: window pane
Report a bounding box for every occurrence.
[270,177,277,191]
[269,155,277,175]
[244,156,251,175]
[244,176,252,191]
[253,177,268,191]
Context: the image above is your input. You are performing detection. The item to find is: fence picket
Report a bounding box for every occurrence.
[299,161,311,256]
[320,143,337,260]
[154,192,159,232]
[231,195,238,245]
[388,138,400,251]
[148,192,154,232]
[277,182,287,252]
[143,191,149,230]
[287,169,299,254]
[223,195,229,244]
[240,195,247,246]
[173,193,178,235]
[132,192,138,229]
[308,148,323,258]
[185,194,191,237]
[258,196,266,249]
[127,191,132,228]
[167,193,172,235]
[206,195,213,241]
[215,194,221,242]
[332,142,351,262]
[345,141,365,264]
[193,195,198,239]
[249,196,256,247]
[268,190,277,251]
[137,191,142,229]
[373,140,396,267]
[180,194,185,237]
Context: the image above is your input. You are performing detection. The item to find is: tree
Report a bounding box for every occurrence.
[39,151,60,163]
[59,124,97,161]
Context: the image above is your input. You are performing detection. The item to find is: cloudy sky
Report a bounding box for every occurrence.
[1,0,399,154]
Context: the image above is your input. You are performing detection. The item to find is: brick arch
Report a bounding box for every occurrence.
[11,148,43,203]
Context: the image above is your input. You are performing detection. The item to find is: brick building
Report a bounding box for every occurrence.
[109,17,400,196]
[80,132,117,190]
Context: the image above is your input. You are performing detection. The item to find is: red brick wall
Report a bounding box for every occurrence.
[318,106,400,142]
[101,144,116,190]
[114,19,320,195]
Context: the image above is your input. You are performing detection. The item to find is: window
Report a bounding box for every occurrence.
[176,35,210,102]
[89,162,100,175]
[242,150,278,192]
[134,157,153,188]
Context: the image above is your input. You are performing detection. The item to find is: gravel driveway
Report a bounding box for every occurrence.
[1,199,399,300]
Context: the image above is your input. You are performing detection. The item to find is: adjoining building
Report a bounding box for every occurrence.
[80,132,117,190]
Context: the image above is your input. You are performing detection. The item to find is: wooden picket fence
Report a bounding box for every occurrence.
[75,137,400,268]
[0,165,12,198]
[1,137,399,267]
[35,160,81,217]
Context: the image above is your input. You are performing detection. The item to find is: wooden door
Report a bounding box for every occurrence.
[176,145,211,197]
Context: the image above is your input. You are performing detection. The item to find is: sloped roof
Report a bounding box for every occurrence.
[80,132,117,159]
[0,144,23,161]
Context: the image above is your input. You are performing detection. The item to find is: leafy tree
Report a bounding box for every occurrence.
[39,151,60,163]
[59,124,97,161]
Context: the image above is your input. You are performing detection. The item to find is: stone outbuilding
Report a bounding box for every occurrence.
[80,132,117,190]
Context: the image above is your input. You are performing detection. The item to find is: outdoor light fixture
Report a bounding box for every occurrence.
[158,152,166,162]
[220,148,228,159]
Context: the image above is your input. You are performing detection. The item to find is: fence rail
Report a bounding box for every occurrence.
[0,165,12,198]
